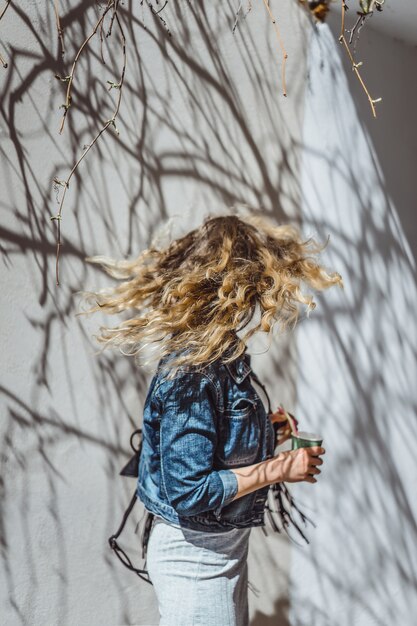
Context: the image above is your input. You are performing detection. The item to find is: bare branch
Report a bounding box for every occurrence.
[53,0,65,57]
[339,0,381,118]
[106,0,120,38]
[262,0,288,97]
[52,6,127,285]
[143,0,172,37]
[58,0,115,135]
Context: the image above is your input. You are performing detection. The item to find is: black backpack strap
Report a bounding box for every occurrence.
[108,489,154,585]
[119,429,143,478]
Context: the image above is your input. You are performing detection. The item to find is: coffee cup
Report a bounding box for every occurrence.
[291,431,323,451]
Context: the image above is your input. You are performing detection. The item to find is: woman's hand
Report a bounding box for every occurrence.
[274,423,292,445]
[231,446,326,501]
[270,447,325,484]
[269,407,299,445]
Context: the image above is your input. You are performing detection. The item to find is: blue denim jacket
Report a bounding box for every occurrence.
[137,349,276,532]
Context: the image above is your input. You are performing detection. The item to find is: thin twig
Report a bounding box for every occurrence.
[53,0,65,57]
[339,0,381,118]
[340,0,347,33]
[106,0,120,38]
[154,1,168,15]
[262,0,288,97]
[348,10,372,57]
[58,0,114,135]
[144,0,172,37]
[52,7,127,285]
[348,13,365,44]
[352,11,370,56]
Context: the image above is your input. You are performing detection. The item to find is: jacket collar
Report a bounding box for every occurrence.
[225,351,252,384]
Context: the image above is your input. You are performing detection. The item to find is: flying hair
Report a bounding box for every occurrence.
[77,212,343,377]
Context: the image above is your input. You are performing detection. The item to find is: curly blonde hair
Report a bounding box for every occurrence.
[77,212,343,375]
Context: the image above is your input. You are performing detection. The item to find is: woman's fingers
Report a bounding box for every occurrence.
[310,446,325,455]
[309,456,323,466]
[306,447,324,482]
[305,475,317,483]
[280,446,325,484]
[275,423,292,444]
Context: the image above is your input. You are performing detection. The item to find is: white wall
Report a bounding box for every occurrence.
[292,16,417,626]
[2,3,416,625]
[0,2,309,625]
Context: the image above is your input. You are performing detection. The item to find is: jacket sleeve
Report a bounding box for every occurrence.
[155,370,238,517]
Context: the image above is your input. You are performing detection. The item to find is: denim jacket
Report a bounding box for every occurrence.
[137,348,277,532]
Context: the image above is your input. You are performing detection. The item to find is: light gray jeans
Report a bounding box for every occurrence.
[146,516,251,626]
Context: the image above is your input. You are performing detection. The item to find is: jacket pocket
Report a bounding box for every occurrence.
[216,398,260,467]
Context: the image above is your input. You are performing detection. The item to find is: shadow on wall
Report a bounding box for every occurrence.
[290,14,417,626]
[251,596,290,626]
[0,2,310,625]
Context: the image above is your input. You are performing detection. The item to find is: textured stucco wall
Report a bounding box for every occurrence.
[292,16,417,626]
[2,3,416,625]
[1,2,309,625]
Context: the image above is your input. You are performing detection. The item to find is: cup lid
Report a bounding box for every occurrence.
[292,431,322,441]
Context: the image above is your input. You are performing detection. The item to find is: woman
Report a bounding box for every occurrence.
[82,212,342,626]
